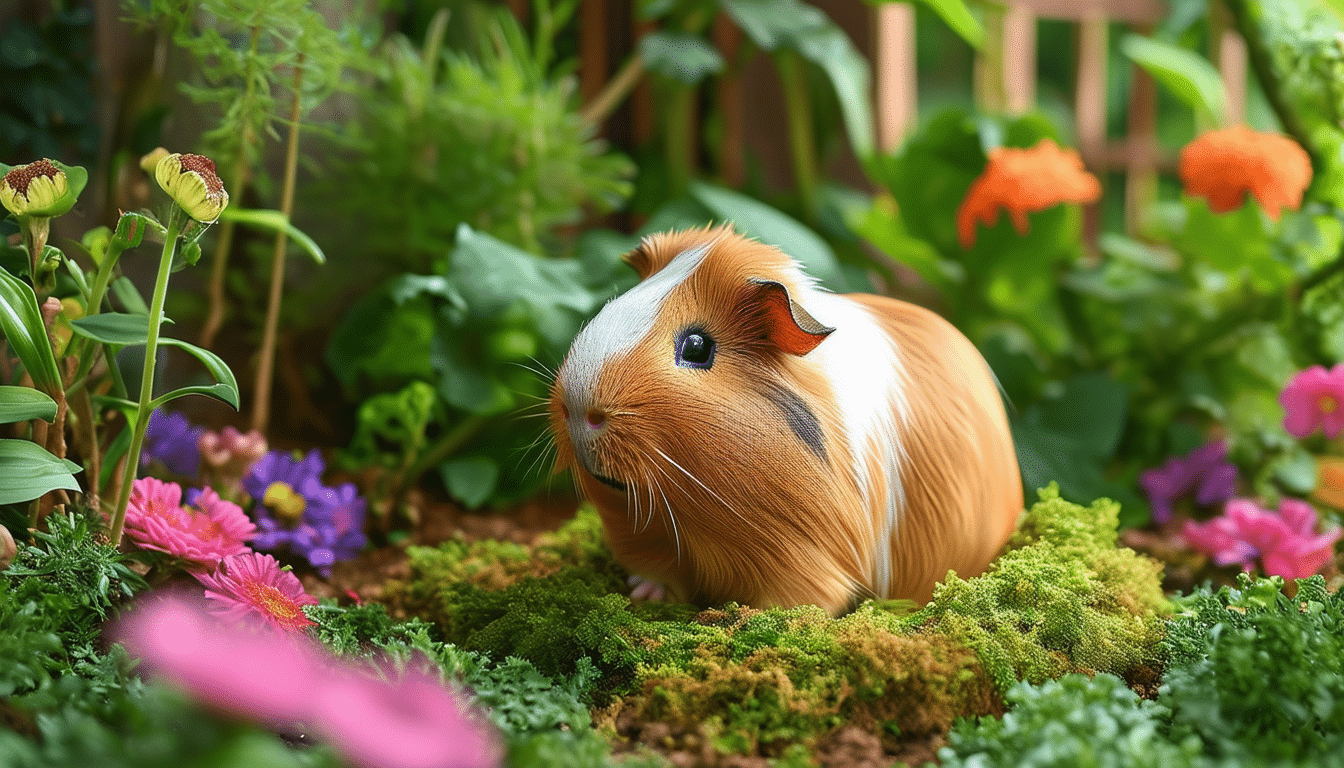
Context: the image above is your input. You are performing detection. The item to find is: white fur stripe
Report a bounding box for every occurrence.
[801,291,908,597]
[559,244,710,405]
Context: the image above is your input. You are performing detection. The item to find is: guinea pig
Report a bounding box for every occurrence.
[549,225,1022,615]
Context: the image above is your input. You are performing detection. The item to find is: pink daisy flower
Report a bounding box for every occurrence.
[196,552,318,633]
[123,477,255,569]
[1184,497,1342,580]
[313,664,502,768]
[118,596,323,724]
[1280,364,1344,439]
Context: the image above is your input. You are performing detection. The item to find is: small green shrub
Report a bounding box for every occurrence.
[938,673,1206,768]
[1160,574,1344,764]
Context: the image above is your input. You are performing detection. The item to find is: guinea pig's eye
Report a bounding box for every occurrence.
[676,330,715,369]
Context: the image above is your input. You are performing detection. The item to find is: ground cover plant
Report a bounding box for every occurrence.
[3,0,1344,766]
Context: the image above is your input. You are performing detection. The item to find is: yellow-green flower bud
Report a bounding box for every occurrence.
[154,153,229,223]
[139,147,170,175]
[0,159,71,218]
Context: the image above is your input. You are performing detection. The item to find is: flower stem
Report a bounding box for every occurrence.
[108,210,184,547]
[251,54,305,434]
[775,50,820,226]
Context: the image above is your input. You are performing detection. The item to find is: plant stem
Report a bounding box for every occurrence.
[580,53,645,126]
[665,81,696,197]
[109,211,184,547]
[251,54,305,434]
[775,50,820,225]
[200,25,261,350]
[399,415,489,507]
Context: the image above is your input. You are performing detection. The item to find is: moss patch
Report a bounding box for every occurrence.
[388,485,1170,762]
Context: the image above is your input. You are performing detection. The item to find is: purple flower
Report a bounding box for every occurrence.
[243,450,367,576]
[1184,497,1343,580]
[1140,441,1238,524]
[142,410,203,476]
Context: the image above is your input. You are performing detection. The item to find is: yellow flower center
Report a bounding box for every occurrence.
[263,482,306,523]
[1322,396,1338,414]
[241,580,310,630]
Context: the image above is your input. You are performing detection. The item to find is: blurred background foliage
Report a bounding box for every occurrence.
[2,0,1342,527]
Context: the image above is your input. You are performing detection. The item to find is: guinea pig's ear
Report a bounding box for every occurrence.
[621,243,654,279]
[745,278,835,356]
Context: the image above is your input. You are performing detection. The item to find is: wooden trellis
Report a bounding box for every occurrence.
[564,0,1251,239]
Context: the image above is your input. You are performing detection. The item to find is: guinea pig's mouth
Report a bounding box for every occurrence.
[588,470,628,493]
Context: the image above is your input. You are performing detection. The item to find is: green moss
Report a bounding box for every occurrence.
[394,490,1168,760]
[912,485,1170,693]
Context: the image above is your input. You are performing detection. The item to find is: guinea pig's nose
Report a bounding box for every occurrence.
[585,407,607,430]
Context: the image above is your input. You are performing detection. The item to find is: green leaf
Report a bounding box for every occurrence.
[439,455,500,509]
[219,207,327,264]
[639,31,724,84]
[0,268,62,395]
[1120,34,1226,125]
[110,276,150,315]
[157,337,240,410]
[874,0,983,49]
[688,181,853,290]
[719,0,874,157]
[149,383,240,410]
[0,438,81,504]
[0,386,57,424]
[68,312,170,346]
[851,197,964,294]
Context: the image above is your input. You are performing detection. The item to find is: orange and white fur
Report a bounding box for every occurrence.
[549,226,1022,615]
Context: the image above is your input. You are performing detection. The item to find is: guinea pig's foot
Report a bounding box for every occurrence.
[627,575,668,602]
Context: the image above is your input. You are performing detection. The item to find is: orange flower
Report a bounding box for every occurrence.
[1179,125,1311,221]
[955,139,1101,249]
[1313,456,1344,510]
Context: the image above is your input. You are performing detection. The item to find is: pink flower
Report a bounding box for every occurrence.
[1280,365,1344,439]
[118,596,323,724]
[199,426,268,498]
[196,552,318,633]
[123,477,255,569]
[313,664,502,768]
[1184,497,1342,580]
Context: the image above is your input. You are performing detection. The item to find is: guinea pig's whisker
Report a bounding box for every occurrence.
[651,447,762,537]
[506,359,557,382]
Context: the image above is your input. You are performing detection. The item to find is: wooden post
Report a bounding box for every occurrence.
[1208,0,1247,126]
[1002,2,1037,115]
[1124,22,1160,234]
[1075,10,1108,250]
[875,1,917,152]
[579,0,608,109]
[714,13,746,186]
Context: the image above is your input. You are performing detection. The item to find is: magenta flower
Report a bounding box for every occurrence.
[1281,364,1344,439]
[123,477,255,570]
[1183,497,1342,580]
[313,664,502,768]
[118,596,324,724]
[196,552,318,633]
[120,597,503,768]
[1140,441,1238,523]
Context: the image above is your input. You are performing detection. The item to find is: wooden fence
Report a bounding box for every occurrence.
[552,0,1251,239]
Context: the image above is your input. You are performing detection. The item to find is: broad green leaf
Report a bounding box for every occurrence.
[639,31,724,84]
[720,0,874,157]
[149,383,240,410]
[871,0,983,49]
[438,455,500,509]
[688,181,852,290]
[851,197,964,294]
[0,438,81,504]
[68,312,170,346]
[111,276,150,315]
[1036,371,1129,458]
[1121,34,1226,125]
[219,207,327,264]
[0,268,62,395]
[158,338,240,410]
[0,386,57,424]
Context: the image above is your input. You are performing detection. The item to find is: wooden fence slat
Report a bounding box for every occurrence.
[875,1,917,152]
[714,13,747,186]
[579,0,609,108]
[1013,0,1166,23]
[1003,3,1037,115]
